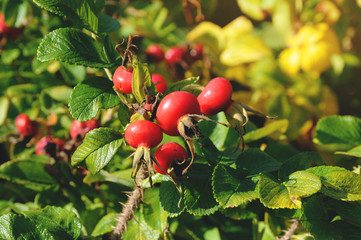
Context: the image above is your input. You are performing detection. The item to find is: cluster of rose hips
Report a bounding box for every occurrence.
[0,13,22,40]
[145,43,204,81]
[15,113,99,159]
[113,63,258,184]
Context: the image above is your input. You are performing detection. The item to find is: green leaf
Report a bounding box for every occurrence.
[6,84,39,97]
[43,86,73,103]
[159,181,185,217]
[259,171,321,209]
[123,188,168,240]
[132,57,152,103]
[0,207,82,240]
[278,152,325,181]
[184,164,220,216]
[23,206,82,240]
[0,213,43,240]
[117,102,131,131]
[98,13,120,34]
[326,199,361,228]
[83,169,133,187]
[306,166,361,201]
[69,77,119,121]
[103,35,121,64]
[220,202,260,220]
[2,0,27,27]
[71,128,123,174]
[212,164,258,208]
[332,221,361,240]
[91,213,118,237]
[236,148,281,175]
[301,196,343,240]
[0,160,58,191]
[206,112,239,150]
[38,28,112,68]
[244,119,289,143]
[314,115,361,151]
[2,48,21,64]
[33,0,99,33]
[335,145,361,157]
[264,143,298,163]
[167,76,199,93]
[60,63,87,85]
[0,96,10,125]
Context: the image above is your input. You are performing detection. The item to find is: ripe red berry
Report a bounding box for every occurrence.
[35,136,64,156]
[0,14,21,40]
[70,119,100,139]
[15,113,38,137]
[156,91,201,136]
[151,74,167,94]
[190,43,203,60]
[125,120,163,149]
[165,46,185,66]
[197,77,233,116]
[113,66,133,94]
[153,142,188,175]
[146,44,164,62]
[0,14,10,34]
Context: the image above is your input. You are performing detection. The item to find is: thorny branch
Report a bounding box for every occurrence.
[111,163,147,239]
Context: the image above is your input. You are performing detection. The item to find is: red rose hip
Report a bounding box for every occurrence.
[153,142,188,175]
[70,119,100,139]
[190,43,203,60]
[146,44,164,62]
[165,46,185,66]
[125,120,163,149]
[156,91,201,136]
[151,74,167,94]
[35,136,64,156]
[113,66,133,94]
[197,77,233,116]
[15,113,38,137]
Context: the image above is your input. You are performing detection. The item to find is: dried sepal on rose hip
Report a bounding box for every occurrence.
[124,120,163,185]
[225,100,277,149]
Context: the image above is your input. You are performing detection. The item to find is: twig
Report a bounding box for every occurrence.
[278,219,300,240]
[111,163,147,239]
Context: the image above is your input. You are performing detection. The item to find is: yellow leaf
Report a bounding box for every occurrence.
[186,22,226,54]
[223,16,253,40]
[278,47,301,76]
[220,35,271,66]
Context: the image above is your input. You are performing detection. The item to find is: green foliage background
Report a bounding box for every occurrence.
[1,0,361,239]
